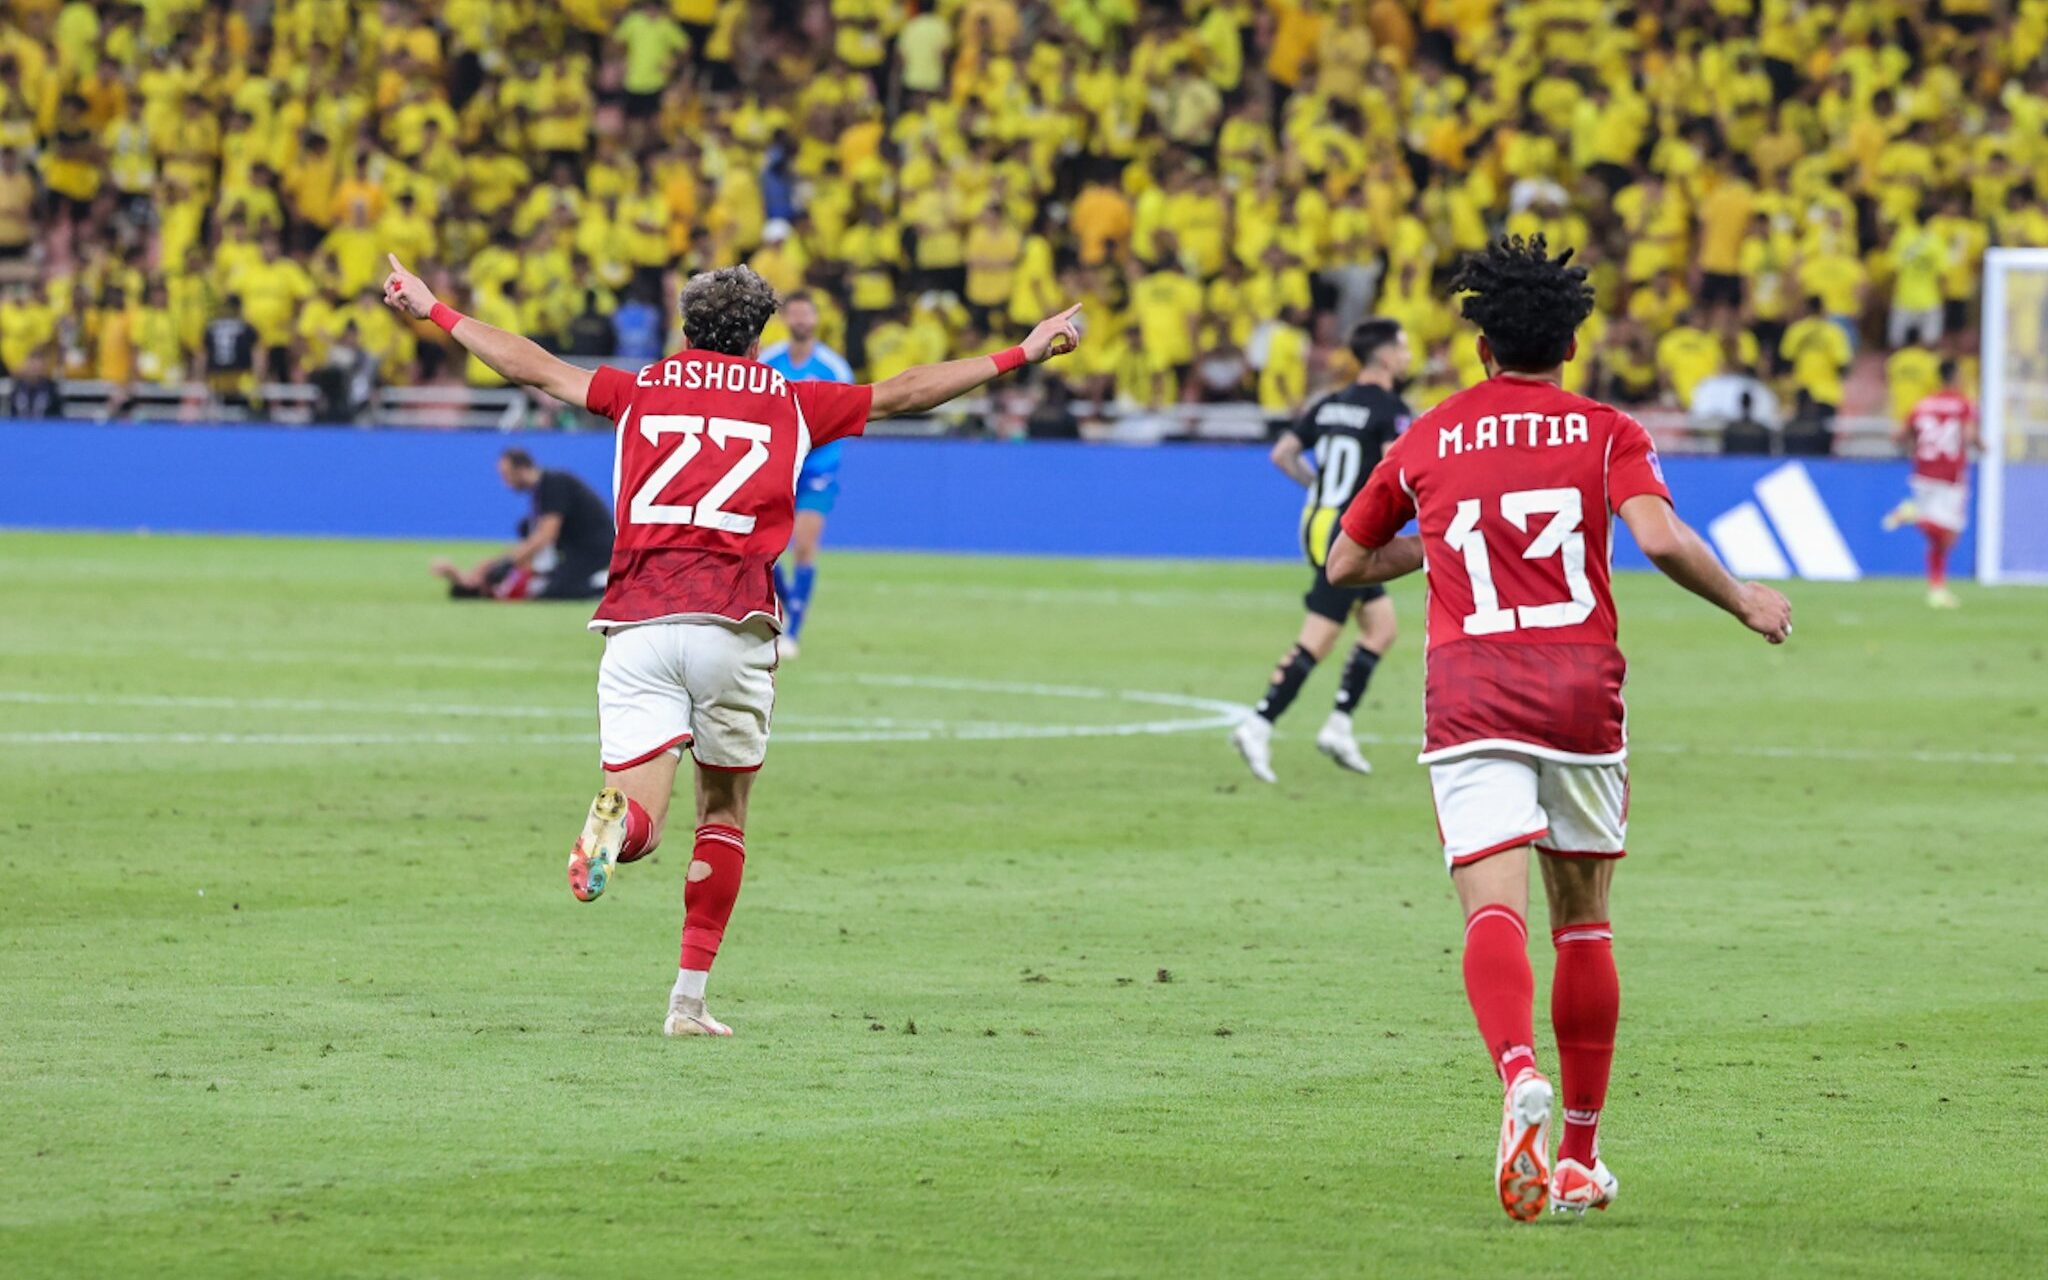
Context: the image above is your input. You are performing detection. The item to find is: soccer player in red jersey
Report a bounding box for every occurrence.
[1884,360,1979,608]
[1326,238,1792,1220]
[382,255,1081,1037]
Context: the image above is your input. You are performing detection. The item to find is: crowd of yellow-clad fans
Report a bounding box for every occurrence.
[1,0,2045,425]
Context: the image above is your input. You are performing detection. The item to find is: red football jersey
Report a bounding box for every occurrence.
[1341,374,1672,763]
[583,351,871,630]
[1905,390,1974,484]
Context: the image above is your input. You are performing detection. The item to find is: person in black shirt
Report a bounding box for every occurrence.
[1232,318,1413,783]
[565,291,618,357]
[204,297,260,411]
[5,348,60,418]
[432,447,615,601]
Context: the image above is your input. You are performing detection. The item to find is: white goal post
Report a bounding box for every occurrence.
[1979,247,2048,584]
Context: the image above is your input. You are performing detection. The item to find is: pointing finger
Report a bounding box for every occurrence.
[387,253,409,275]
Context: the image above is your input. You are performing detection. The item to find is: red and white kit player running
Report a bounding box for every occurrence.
[1884,360,1979,608]
[383,255,1082,1037]
[1328,238,1792,1221]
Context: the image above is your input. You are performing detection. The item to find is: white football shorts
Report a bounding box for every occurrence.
[1908,475,1968,533]
[597,617,778,773]
[1429,750,1628,870]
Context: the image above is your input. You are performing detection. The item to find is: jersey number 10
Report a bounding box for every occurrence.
[629,414,773,534]
[1444,487,1596,636]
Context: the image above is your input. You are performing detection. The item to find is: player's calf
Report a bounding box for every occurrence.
[665,822,746,1036]
[617,796,659,863]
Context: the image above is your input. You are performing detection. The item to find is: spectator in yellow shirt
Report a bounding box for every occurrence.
[746,218,808,296]
[1656,323,1724,406]
[1885,335,1944,423]
[1070,182,1131,267]
[1796,246,1868,351]
[1886,209,1948,348]
[1130,257,1203,395]
[1256,306,1311,419]
[1696,158,1755,324]
[230,232,318,379]
[133,280,186,384]
[1779,297,1854,417]
[963,207,1022,333]
[617,1,691,126]
[321,200,387,297]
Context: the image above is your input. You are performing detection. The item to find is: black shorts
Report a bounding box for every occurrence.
[1700,273,1743,308]
[625,90,662,120]
[1943,299,1968,334]
[1304,559,1385,622]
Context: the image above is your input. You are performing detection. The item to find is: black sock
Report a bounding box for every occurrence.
[1333,645,1381,714]
[1255,644,1318,722]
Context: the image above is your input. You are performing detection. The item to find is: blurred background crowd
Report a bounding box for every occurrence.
[1,0,2045,437]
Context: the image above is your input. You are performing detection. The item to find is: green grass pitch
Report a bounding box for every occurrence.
[2,532,2045,1277]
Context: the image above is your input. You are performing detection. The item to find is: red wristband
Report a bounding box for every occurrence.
[428,302,463,333]
[990,346,1027,374]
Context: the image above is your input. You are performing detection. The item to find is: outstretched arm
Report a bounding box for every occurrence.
[868,304,1083,419]
[1326,531,1423,586]
[1620,493,1791,642]
[382,255,594,409]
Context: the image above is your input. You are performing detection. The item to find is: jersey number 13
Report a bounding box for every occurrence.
[1443,487,1595,636]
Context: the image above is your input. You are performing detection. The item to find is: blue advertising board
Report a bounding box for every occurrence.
[0,420,1973,579]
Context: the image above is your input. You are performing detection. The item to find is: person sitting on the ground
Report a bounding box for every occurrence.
[432,447,614,600]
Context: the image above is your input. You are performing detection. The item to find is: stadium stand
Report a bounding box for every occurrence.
[0,0,2044,441]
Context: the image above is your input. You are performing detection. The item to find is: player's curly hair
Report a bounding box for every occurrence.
[1449,235,1595,373]
[678,266,782,356]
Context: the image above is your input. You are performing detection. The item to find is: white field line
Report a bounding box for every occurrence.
[1,676,2039,765]
[0,674,1245,747]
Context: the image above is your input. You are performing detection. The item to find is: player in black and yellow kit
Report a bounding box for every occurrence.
[1232,319,1411,782]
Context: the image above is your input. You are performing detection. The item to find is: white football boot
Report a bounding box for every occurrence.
[1550,1157,1619,1215]
[1230,715,1278,783]
[1496,1069,1554,1222]
[663,995,733,1037]
[1314,712,1373,775]
[566,787,628,903]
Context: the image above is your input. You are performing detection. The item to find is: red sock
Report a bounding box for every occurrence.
[679,825,746,971]
[618,799,654,863]
[1462,905,1536,1086]
[1920,522,1950,588]
[1551,922,1620,1167]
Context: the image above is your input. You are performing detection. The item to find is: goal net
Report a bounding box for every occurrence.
[1980,248,2048,583]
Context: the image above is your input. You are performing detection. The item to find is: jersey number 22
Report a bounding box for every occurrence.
[629,414,772,534]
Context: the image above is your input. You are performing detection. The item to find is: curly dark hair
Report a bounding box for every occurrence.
[678,266,782,356]
[1449,235,1595,373]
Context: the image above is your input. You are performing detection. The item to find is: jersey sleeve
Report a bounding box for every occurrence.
[1339,439,1417,550]
[1285,396,1323,447]
[1607,412,1672,511]
[795,380,875,446]
[585,364,636,420]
